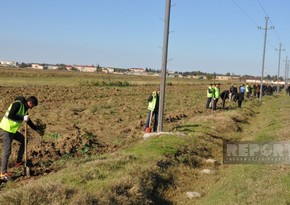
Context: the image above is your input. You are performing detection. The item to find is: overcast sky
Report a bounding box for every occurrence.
[0,0,289,76]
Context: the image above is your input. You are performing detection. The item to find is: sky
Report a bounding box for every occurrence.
[0,0,290,76]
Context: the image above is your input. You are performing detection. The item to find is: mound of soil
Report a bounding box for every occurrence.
[5,123,109,180]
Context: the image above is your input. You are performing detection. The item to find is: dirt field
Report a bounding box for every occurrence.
[0,68,215,178]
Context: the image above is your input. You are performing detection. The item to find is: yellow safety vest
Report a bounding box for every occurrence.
[215,87,220,98]
[148,91,158,111]
[0,100,27,133]
[207,86,214,98]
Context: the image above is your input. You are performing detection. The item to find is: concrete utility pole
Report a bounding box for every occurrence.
[285,56,289,86]
[275,43,285,93]
[157,0,171,132]
[258,17,274,101]
[286,60,290,86]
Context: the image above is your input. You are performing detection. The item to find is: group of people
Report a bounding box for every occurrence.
[144,82,259,134]
[144,82,252,133]
[206,83,251,110]
[205,82,287,110]
[205,83,222,110]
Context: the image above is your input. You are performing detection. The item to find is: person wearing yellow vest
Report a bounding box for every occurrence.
[245,83,250,98]
[206,83,214,109]
[145,89,159,132]
[0,96,41,181]
[213,83,221,110]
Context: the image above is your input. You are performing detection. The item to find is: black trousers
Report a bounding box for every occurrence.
[213,98,219,110]
[1,129,25,173]
[238,100,242,107]
[206,97,213,109]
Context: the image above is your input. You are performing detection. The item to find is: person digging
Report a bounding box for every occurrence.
[0,96,44,181]
[145,89,159,133]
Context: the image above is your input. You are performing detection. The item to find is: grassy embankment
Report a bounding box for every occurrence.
[196,95,290,205]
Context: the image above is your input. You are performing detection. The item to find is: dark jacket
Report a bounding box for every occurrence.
[232,86,238,94]
[220,90,229,100]
[236,93,244,101]
[9,96,37,131]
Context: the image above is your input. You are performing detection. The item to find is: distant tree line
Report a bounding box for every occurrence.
[18,62,32,68]
[145,68,160,73]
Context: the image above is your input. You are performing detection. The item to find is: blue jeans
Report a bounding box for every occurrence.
[145,110,158,132]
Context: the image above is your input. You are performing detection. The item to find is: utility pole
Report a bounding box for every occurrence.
[288,61,290,87]
[285,56,289,86]
[258,17,274,101]
[157,0,171,132]
[286,60,289,85]
[275,43,284,93]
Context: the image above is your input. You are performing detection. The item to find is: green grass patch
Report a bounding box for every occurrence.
[44,132,61,140]
[125,135,188,160]
[195,95,290,205]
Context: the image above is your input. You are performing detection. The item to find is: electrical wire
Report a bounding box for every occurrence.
[256,0,284,49]
[231,0,259,28]
[233,0,287,56]
[232,0,289,75]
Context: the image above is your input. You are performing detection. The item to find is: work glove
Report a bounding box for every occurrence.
[23,115,29,122]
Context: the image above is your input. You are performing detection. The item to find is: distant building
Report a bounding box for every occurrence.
[66,65,73,71]
[215,75,232,81]
[101,67,115,73]
[0,60,17,67]
[192,75,206,79]
[46,65,58,70]
[128,68,145,73]
[245,79,261,84]
[215,75,240,81]
[245,79,285,85]
[31,64,44,69]
[73,65,97,72]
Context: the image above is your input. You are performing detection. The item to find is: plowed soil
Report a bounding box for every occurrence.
[0,82,205,179]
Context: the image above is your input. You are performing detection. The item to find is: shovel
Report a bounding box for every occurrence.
[145,110,153,133]
[24,122,30,176]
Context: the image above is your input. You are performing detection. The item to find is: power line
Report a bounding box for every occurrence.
[231,0,288,75]
[256,0,269,17]
[256,0,283,46]
[232,0,284,47]
[231,0,259,28]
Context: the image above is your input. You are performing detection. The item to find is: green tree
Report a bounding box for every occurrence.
[206,74,213,80]
[58,64,67,70]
